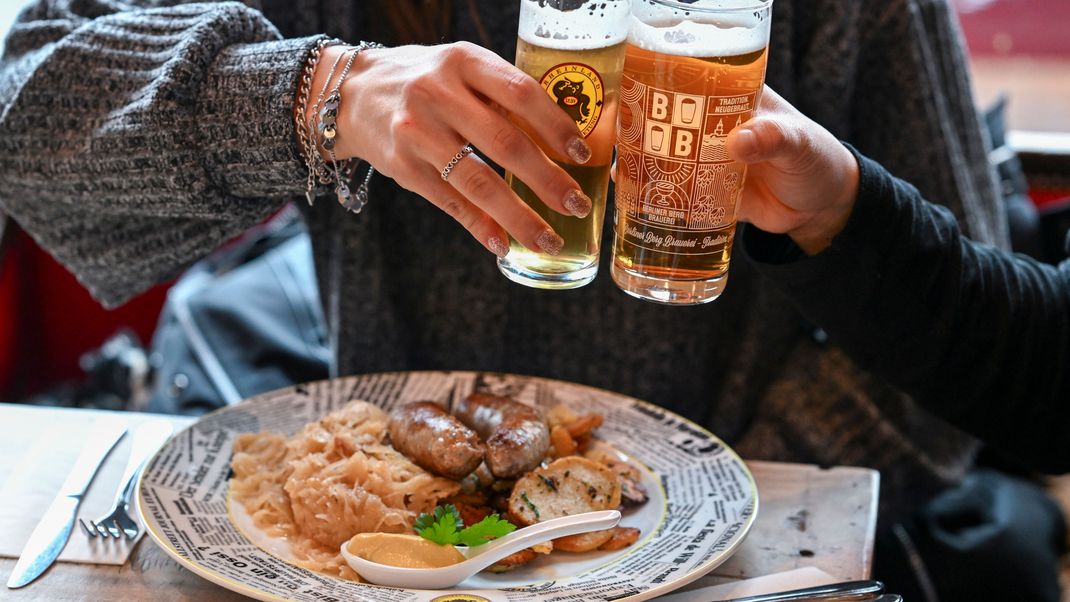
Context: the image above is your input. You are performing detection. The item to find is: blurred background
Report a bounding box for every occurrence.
[957,0,1070,133]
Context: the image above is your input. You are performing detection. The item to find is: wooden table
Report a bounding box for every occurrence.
[0,404,879,601]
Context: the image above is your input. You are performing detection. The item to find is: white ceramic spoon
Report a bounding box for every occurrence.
[340,509,622,589]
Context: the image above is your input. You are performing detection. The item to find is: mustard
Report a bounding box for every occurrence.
[346,533,465,569]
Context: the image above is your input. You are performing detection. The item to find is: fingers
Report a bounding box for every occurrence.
[401,121,564,256]
[727,87,828,173]
[733,173,796,228]
[440,149,565,256]
[725,84,860,248]
[449,42,593,166]
[383,84,567,258]
[407,169,511,257]
[727,116,808,164]
[728,86,800,164]
[432,97,592,219]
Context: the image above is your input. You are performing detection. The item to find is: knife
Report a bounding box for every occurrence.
[6,416,127,589]
[719,580,885,602]
[658,578,886,602]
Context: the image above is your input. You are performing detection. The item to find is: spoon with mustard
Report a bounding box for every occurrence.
[340,509,622,589]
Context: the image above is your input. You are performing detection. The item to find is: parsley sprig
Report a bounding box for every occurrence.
[414,504,516,547]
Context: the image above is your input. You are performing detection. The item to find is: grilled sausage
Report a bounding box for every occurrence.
[454,393,550,478]
[388,401,485,480]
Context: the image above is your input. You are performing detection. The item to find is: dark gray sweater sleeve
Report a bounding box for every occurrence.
[0,1,320,307]
[793,0,1008,247]
[743,150,1070,473]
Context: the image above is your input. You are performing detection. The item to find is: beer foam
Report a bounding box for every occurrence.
[518,0,630,50]
[627,3,770,57]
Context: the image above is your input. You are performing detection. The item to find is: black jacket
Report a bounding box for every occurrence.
[744,148,1070,473]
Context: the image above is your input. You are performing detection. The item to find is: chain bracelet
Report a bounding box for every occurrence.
[297,40,384,213]
[314,41,384,213]
[320,49,361,205]
[295,37,341,205]
[307,45,352,189]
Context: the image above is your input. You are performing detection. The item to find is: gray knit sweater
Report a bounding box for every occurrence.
[0,0,1007,519]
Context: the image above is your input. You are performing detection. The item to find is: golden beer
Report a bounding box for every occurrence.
[611,1,773,305]
[498,1,629,290]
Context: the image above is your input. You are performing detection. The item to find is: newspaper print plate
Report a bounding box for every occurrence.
[138,371,757,602]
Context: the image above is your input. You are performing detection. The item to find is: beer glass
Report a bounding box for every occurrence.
[498,0,630,290]
[611,0,773,304]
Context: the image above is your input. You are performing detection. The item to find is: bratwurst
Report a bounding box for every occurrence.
[454,393,551,478]
[388,401,485,480]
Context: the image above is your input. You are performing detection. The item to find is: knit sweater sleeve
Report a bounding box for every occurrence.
[847,0,1008,248]
[743,150,1070,473]
[796,0,1010,247]
[0,1,320,307]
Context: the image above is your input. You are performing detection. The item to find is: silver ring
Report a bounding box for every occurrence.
[441,144,475,181]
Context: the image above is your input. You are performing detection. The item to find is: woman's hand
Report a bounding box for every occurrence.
[308,43,594,257]
[726,87,860,255]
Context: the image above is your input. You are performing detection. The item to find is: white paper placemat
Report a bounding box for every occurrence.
[0,408,180,565]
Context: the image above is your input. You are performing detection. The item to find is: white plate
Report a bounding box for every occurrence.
[138,371,757,602]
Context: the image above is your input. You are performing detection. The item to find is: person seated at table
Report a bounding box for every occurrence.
[726,87,1069,471]
[726,87,1069,602]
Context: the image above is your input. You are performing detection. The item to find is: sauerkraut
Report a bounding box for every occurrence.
[230,401,461,578]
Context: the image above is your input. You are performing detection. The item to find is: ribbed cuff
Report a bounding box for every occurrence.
[197,35,325,199]
[741,143,909,311]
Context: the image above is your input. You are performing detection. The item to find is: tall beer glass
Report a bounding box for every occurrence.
[611,0,773,304]
[499,0,630,290]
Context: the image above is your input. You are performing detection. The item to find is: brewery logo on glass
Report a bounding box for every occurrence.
[617,75,757,255]
[540,63,605,138]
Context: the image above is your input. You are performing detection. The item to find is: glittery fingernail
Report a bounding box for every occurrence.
[536,229,564,256]
[563,189,592,218]
[488,236,509,258]
[567,136,592,165]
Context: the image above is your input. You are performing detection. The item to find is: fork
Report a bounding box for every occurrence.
[80,420,173,539]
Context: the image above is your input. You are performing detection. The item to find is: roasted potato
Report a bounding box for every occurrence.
[452,502,493,528]
[546,404,580,429]
[565,414,603,438]
[585,444,649,505]
[486,548,538,572]
[598,527,641,551]
[553,529,616,552]
[620,476,648,506]
[550,425,578,458]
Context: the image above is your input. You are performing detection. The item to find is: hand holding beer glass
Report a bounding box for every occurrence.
[498,0,630,289]
[612,0,773,304]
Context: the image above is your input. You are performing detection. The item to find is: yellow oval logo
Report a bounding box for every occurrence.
[430,595,492,602]
[540,62,605,138]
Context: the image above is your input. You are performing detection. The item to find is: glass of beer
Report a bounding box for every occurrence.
[498,0,630,290]
[611,0,773,304]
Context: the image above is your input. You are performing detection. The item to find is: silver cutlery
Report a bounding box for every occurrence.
[717,580,885,602]
[7,416,127,589]
[80,420,173,539]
